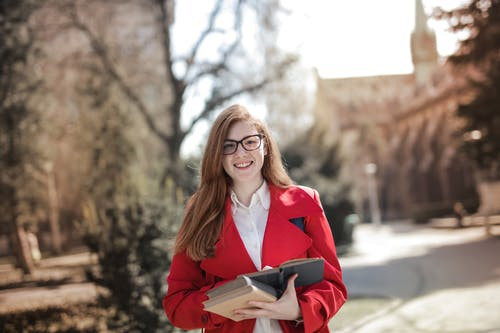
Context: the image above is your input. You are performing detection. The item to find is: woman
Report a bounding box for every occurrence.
[163,104,347,332]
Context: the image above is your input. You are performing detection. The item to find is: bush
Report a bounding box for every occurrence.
[81,192,181,332]
[283,142,356,247]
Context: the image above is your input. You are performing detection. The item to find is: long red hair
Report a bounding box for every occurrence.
[174,104,292,260]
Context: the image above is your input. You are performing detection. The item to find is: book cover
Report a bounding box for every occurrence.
[245,257,324,293]
[203,276,279,321]
[203,258,324,321]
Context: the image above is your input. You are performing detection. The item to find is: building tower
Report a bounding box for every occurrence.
[411,0,439,85]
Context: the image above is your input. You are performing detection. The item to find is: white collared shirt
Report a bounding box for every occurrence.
[230,181,282,333]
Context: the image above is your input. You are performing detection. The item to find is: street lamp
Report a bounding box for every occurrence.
[464,129,482,141]
[364,163,382,226]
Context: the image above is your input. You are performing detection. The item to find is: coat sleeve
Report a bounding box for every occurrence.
[295,189,348,333]
[162,251,229,330]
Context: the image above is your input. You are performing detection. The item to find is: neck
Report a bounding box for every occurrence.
[232,177,264,206]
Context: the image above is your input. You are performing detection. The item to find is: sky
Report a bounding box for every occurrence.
[175,0,469,156]
[174,0,467,79]
[279,0,469,78]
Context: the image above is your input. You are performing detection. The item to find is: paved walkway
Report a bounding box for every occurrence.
[0,251,98,314]
[0,282,98,314]
[1,224,499,332]
[330,222,500,333]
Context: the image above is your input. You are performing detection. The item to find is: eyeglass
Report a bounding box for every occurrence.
[223,134,264,155]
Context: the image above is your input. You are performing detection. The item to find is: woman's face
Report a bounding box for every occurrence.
[222,120,266,188]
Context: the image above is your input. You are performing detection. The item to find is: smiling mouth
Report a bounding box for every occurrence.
[234,161,253,168]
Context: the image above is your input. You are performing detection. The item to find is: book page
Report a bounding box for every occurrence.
[203,286,277,321]
[280,257,319,267]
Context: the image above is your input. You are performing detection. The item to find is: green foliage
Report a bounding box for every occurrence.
[435,0,500,176]
[0,0,38,226]
[81,193,180,332]
[458,62,500,173]
[77,89,181,331]
[0,0,45,271]
[435,0,500,66]
[282,142,356,247]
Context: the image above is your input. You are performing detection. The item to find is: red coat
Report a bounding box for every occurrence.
[163,184,347,332]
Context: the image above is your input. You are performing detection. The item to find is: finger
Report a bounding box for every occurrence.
[234,308,269,318]
[247,300,274,309]
[283,273,298,294]
[232,309,253,319]
[231,313,249,321]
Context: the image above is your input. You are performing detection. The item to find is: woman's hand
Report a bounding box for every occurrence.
[232,274,302,321]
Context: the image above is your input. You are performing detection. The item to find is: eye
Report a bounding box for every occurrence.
[244,138,258,145]
[223,142,237,150]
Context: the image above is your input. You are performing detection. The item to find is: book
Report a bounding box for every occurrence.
[203,258,324,321]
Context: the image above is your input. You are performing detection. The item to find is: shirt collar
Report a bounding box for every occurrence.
[230,180,270,213]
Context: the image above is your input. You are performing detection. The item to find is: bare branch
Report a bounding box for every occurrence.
[186,1,243,86]
[187,63,227,86]
[183,49,298,139]
[64,3,170,143]
[182,78,271,138]
[156,0,182,91]
[155,0,186,157]
[184,0,224,76]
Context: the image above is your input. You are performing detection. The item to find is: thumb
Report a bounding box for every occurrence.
[284,273,298,294]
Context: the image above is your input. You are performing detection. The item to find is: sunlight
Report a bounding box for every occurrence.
[280,0,466,78]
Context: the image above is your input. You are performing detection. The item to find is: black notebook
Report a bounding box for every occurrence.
[203,258,324,321]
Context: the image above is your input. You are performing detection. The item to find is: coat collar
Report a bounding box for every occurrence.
[267,184,323,221]
[200,184,323,279]
[229,180,270,214]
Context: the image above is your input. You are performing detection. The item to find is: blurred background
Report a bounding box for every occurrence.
[1,0,499,332]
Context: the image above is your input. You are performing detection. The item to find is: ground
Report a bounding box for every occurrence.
[1,219,500,332]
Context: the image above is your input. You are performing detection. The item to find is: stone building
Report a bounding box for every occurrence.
[311,0,480,222]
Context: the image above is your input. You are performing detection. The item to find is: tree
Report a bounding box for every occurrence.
[43,0,297,185]
[12,1,299,328]
[282,138,356,250]
[76,77,182,330]
[0,0,45,274]
[435,0,500,178]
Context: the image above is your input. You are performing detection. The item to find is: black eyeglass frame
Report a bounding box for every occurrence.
[222,134,265,155]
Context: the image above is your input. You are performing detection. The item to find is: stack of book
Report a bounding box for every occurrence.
[203,258,324,321]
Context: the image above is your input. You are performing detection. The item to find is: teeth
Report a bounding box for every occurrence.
[235,162,251,168]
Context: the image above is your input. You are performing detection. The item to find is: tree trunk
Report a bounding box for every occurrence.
[6,184,35,275]
[12,220,34,275]
[47,164,62,254]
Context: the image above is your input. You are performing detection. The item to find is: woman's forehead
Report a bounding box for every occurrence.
[225,120,258,140]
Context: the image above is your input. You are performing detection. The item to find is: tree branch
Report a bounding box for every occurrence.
[184,0,224,75]
[155,0,186,158]
[182,47,297,141]
[186,0,243,86]
[156,0,182,91]
[65,4,170,143]
[182,78,271,139]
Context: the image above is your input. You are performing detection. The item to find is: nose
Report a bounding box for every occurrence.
[234,142,247,155]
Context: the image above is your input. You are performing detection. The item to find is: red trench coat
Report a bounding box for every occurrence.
[163,184,347,333]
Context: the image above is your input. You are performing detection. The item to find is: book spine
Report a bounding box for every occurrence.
[277,269,286,298]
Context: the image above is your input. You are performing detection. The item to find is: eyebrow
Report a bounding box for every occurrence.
[224,133,260,141]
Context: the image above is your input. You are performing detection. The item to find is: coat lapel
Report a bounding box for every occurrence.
[261,185,323,267]
[200,184,325,277]
[200,198,257,279]
[261,208,312,267]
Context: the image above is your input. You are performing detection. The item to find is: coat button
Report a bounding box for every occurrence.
[201,314,208,324]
